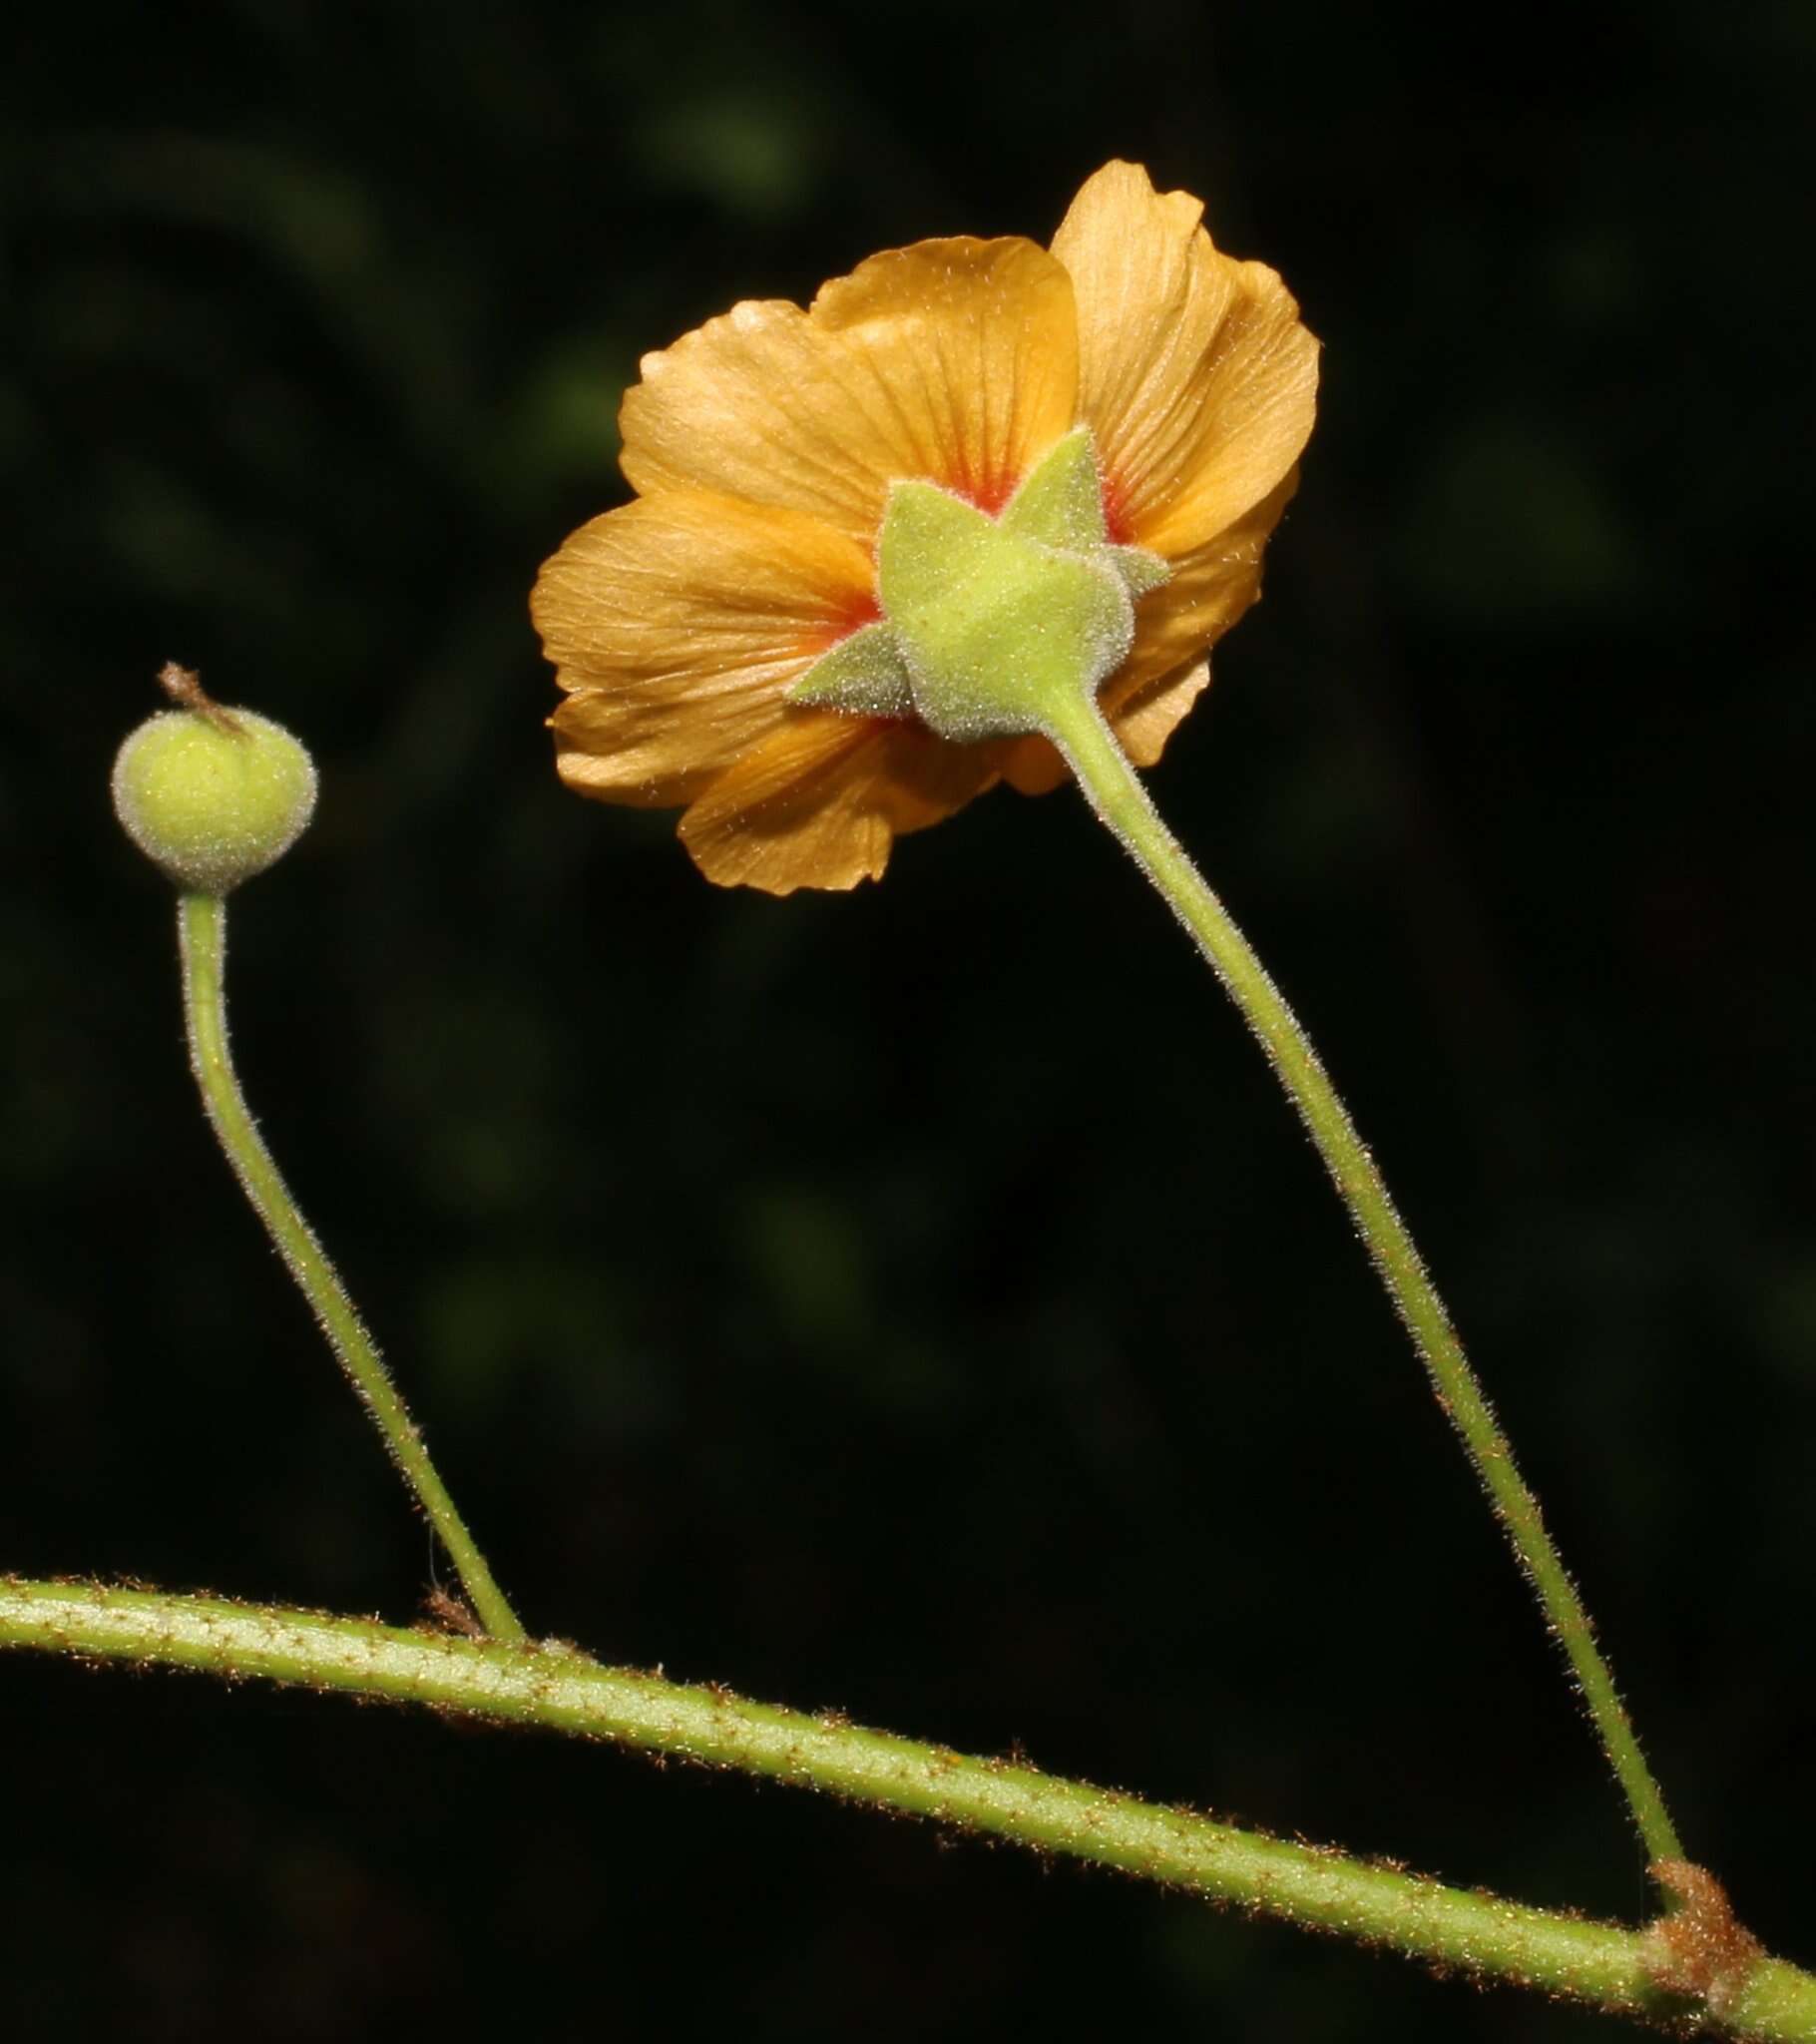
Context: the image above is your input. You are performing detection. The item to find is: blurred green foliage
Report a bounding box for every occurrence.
[2,2,1813,2037]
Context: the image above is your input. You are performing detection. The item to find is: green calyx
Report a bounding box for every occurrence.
[790,427,1168,744]
[112,682,317,895]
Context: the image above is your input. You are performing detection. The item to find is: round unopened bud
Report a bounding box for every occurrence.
[112,693,317,895]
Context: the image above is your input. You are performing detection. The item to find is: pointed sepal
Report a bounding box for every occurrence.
[999,426,1109,552]
[789,621,917,719]
[1108,544,1171,598]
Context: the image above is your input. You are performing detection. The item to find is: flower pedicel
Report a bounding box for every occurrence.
[532,160,1319,893]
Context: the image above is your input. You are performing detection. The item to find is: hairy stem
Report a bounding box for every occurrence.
[178,890,524,1642]
[1,1578,1805,2035]
[1046,697,1680,1864]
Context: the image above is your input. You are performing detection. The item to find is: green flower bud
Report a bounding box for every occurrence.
[112,668,317,894]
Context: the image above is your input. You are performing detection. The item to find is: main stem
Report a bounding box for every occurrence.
[10,1578,1811,2036]
[1046,699,1680,1864]
[177,891,525,1644]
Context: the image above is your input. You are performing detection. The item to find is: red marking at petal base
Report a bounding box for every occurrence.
[1101,473,1135,546]
[940,457,1018,518]
[805,589,883,655]
[968,470,1017,517]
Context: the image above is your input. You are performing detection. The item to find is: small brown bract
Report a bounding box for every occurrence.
[1642,1859,1764,2016]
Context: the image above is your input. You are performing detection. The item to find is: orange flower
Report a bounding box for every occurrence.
[532,161,1318,894]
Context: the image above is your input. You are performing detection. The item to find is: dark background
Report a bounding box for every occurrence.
[3,3,1812,2037]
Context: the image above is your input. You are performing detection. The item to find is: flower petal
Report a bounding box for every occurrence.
[1106,654,1212,767]
[534,489,876,806]
[996,733,1071,797]
[621,238,1079,543]
[678,712,1001,894]
[1108,469,1298,702]
[1053,161,1318,559]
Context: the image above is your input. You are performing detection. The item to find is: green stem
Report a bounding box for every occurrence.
[3,1578,1805,2036]
[1045,698,1681,1865]
[177,891,525,1644]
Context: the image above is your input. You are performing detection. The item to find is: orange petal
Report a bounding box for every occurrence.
[533,489,876,806]
[621,238,1079,543]
[1110,468,1298,702]
[998,734,1071,796]
[1106,655,1212,768]
[1053,161,1318,560]
[678,711,1001,894]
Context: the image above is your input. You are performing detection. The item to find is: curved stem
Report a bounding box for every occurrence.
[177,890,525,1643]
[7,1578,1806,2034]
[1044,699,1681,1865]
